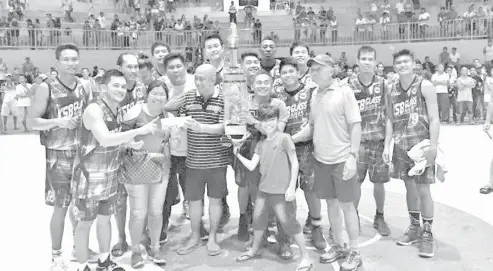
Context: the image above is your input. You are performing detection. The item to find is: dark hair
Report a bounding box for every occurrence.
[137,52,153,70]
[55,43,79,60]
[289,41,310,56]
[203,34,224,48]
[101,69,124,85]
[81,67,90,73]
[163,53,185,69]
[392,49,415,63]
[254,70,272,81]
[241,51,260,62]
[117,52,136,67]
[279,57,299,72]
[357,45,377,59]
[261,36,276,44]
[151,42,171,55]
[147,80,169,100]
[257,104,280,121]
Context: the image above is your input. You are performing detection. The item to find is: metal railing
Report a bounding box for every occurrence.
[0,18,490,50]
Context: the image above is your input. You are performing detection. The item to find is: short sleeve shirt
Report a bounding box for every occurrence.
[255,132,295,194]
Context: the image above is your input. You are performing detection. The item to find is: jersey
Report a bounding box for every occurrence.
[72,99,122,201]
[40,77,89,150]
[348,75,386,141]
[276,83,316,136]
[117,81,146,131]
[389,75,430,152]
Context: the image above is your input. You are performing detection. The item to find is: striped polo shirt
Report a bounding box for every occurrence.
[179,88,231,169]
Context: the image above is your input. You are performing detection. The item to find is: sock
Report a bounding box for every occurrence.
[311,215,322,227]
[78,262,89,271]
[376,210,384,218]
[52,249,62,258]
[422,217,433,231]
[409,211,421,226]
[99,252,110,263]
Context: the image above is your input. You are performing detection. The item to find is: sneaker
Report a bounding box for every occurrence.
[319,243,346,264]
[148,249,167,265]
[51,253,69,271]
[97,255,126,271]
[340,250,363,271]
[130,252,144,269]
[418,230,435,258]
[160,231,169,244]
[237,213,250,241]
[396,225,422,246]
[182,200,190,220]
[373,215,391,236]
[303,216,312,234]
[76,265,91,271]
[311,226,327,250]
[71,248,99,263]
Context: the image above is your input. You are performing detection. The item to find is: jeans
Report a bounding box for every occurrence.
[437,93,450,122]
[125,179,169,249]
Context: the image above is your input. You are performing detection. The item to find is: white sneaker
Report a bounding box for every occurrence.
[51,256,69,271]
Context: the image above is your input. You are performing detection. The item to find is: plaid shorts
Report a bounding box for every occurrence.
[391,145,435,184]
[357,140,390,183]
[45,149,77,208]
[73,194,117,221]
[296,143,316,191]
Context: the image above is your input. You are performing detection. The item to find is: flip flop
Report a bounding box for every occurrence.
[295,262,314,271]
[111,241,129,258]
[480,186,493,194]
[278,243,293,260]
[176,242,203,255]
[207,244,222,256]
[236,251,261,262]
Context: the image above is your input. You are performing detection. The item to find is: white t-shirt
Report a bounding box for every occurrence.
[418,12,430,25]
[15,83,32,107]
[450,53,460,63]
[431,73,449,94]
[396,2,405,14]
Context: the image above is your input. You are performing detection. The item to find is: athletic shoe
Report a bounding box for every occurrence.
[148,249,167,265]
[182,200,190,220]
[311,226,327,250]
[71,248,99,263]
[237,213,249,241]
[96,255,126,271]
[319,243,346,264]
[76,266,91,271]
[340,250,363,271]
[51,253,69,271]
[396,225,422,246]
[373,215,391,236]
[303,216,312,234]
[130,252,144,269]
[418,228,435,258]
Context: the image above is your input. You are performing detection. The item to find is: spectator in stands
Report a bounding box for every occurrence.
[432,63,450,123]
[21,57,34,77]
[439,47,450,64]
[450,47,460,69]
[457,66,476,124]
[396,0,405,16]
[423,56,435,74]
[463,5,476,35]
[1,73,20,132]
[470,67,484,121]
[244,1,255,28]
[483,39,493,67]
[228,1,237,24]
[0,58,8,85]
[418,8,430,38]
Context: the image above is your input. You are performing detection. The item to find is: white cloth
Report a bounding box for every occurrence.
[407,139,447,182]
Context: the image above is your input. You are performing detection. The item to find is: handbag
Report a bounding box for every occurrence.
[121,149,166,185]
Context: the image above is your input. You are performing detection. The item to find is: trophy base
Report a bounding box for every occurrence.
[225,124,247,137]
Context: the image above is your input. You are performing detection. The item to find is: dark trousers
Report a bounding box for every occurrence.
[437,93,450,122]
[449,95,458,122]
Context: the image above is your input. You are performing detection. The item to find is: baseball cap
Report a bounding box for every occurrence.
[307,54,336,68]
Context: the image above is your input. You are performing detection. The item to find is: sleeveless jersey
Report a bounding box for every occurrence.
[117,81,146,131]
[276,83,316,136]
[389,75,430,151]
[348,75,386,141]
[73,99,122,200]
[40,77,89,150]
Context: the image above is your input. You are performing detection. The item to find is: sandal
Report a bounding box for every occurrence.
[177,241,203,255]
[295,262,314,271]
[236,250,261,262]
[278,242,293,260]
[480,186,493,194]
[111,241,129,258]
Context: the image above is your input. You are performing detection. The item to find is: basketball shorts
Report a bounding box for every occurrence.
[45,149,77,208]
[357,140,390,183]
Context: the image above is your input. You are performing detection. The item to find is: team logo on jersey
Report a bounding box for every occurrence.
[298,92,307,100]
[411,87,417,95]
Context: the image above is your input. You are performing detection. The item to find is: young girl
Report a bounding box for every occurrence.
[234,104,313,271]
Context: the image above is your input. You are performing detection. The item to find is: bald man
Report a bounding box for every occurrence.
[177,64,231,256]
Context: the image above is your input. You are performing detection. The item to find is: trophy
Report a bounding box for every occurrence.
[221,23,250,147]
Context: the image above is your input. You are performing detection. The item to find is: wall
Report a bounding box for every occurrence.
[1,39,487,72]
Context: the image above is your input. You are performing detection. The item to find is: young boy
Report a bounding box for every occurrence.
[234,104,313,271]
